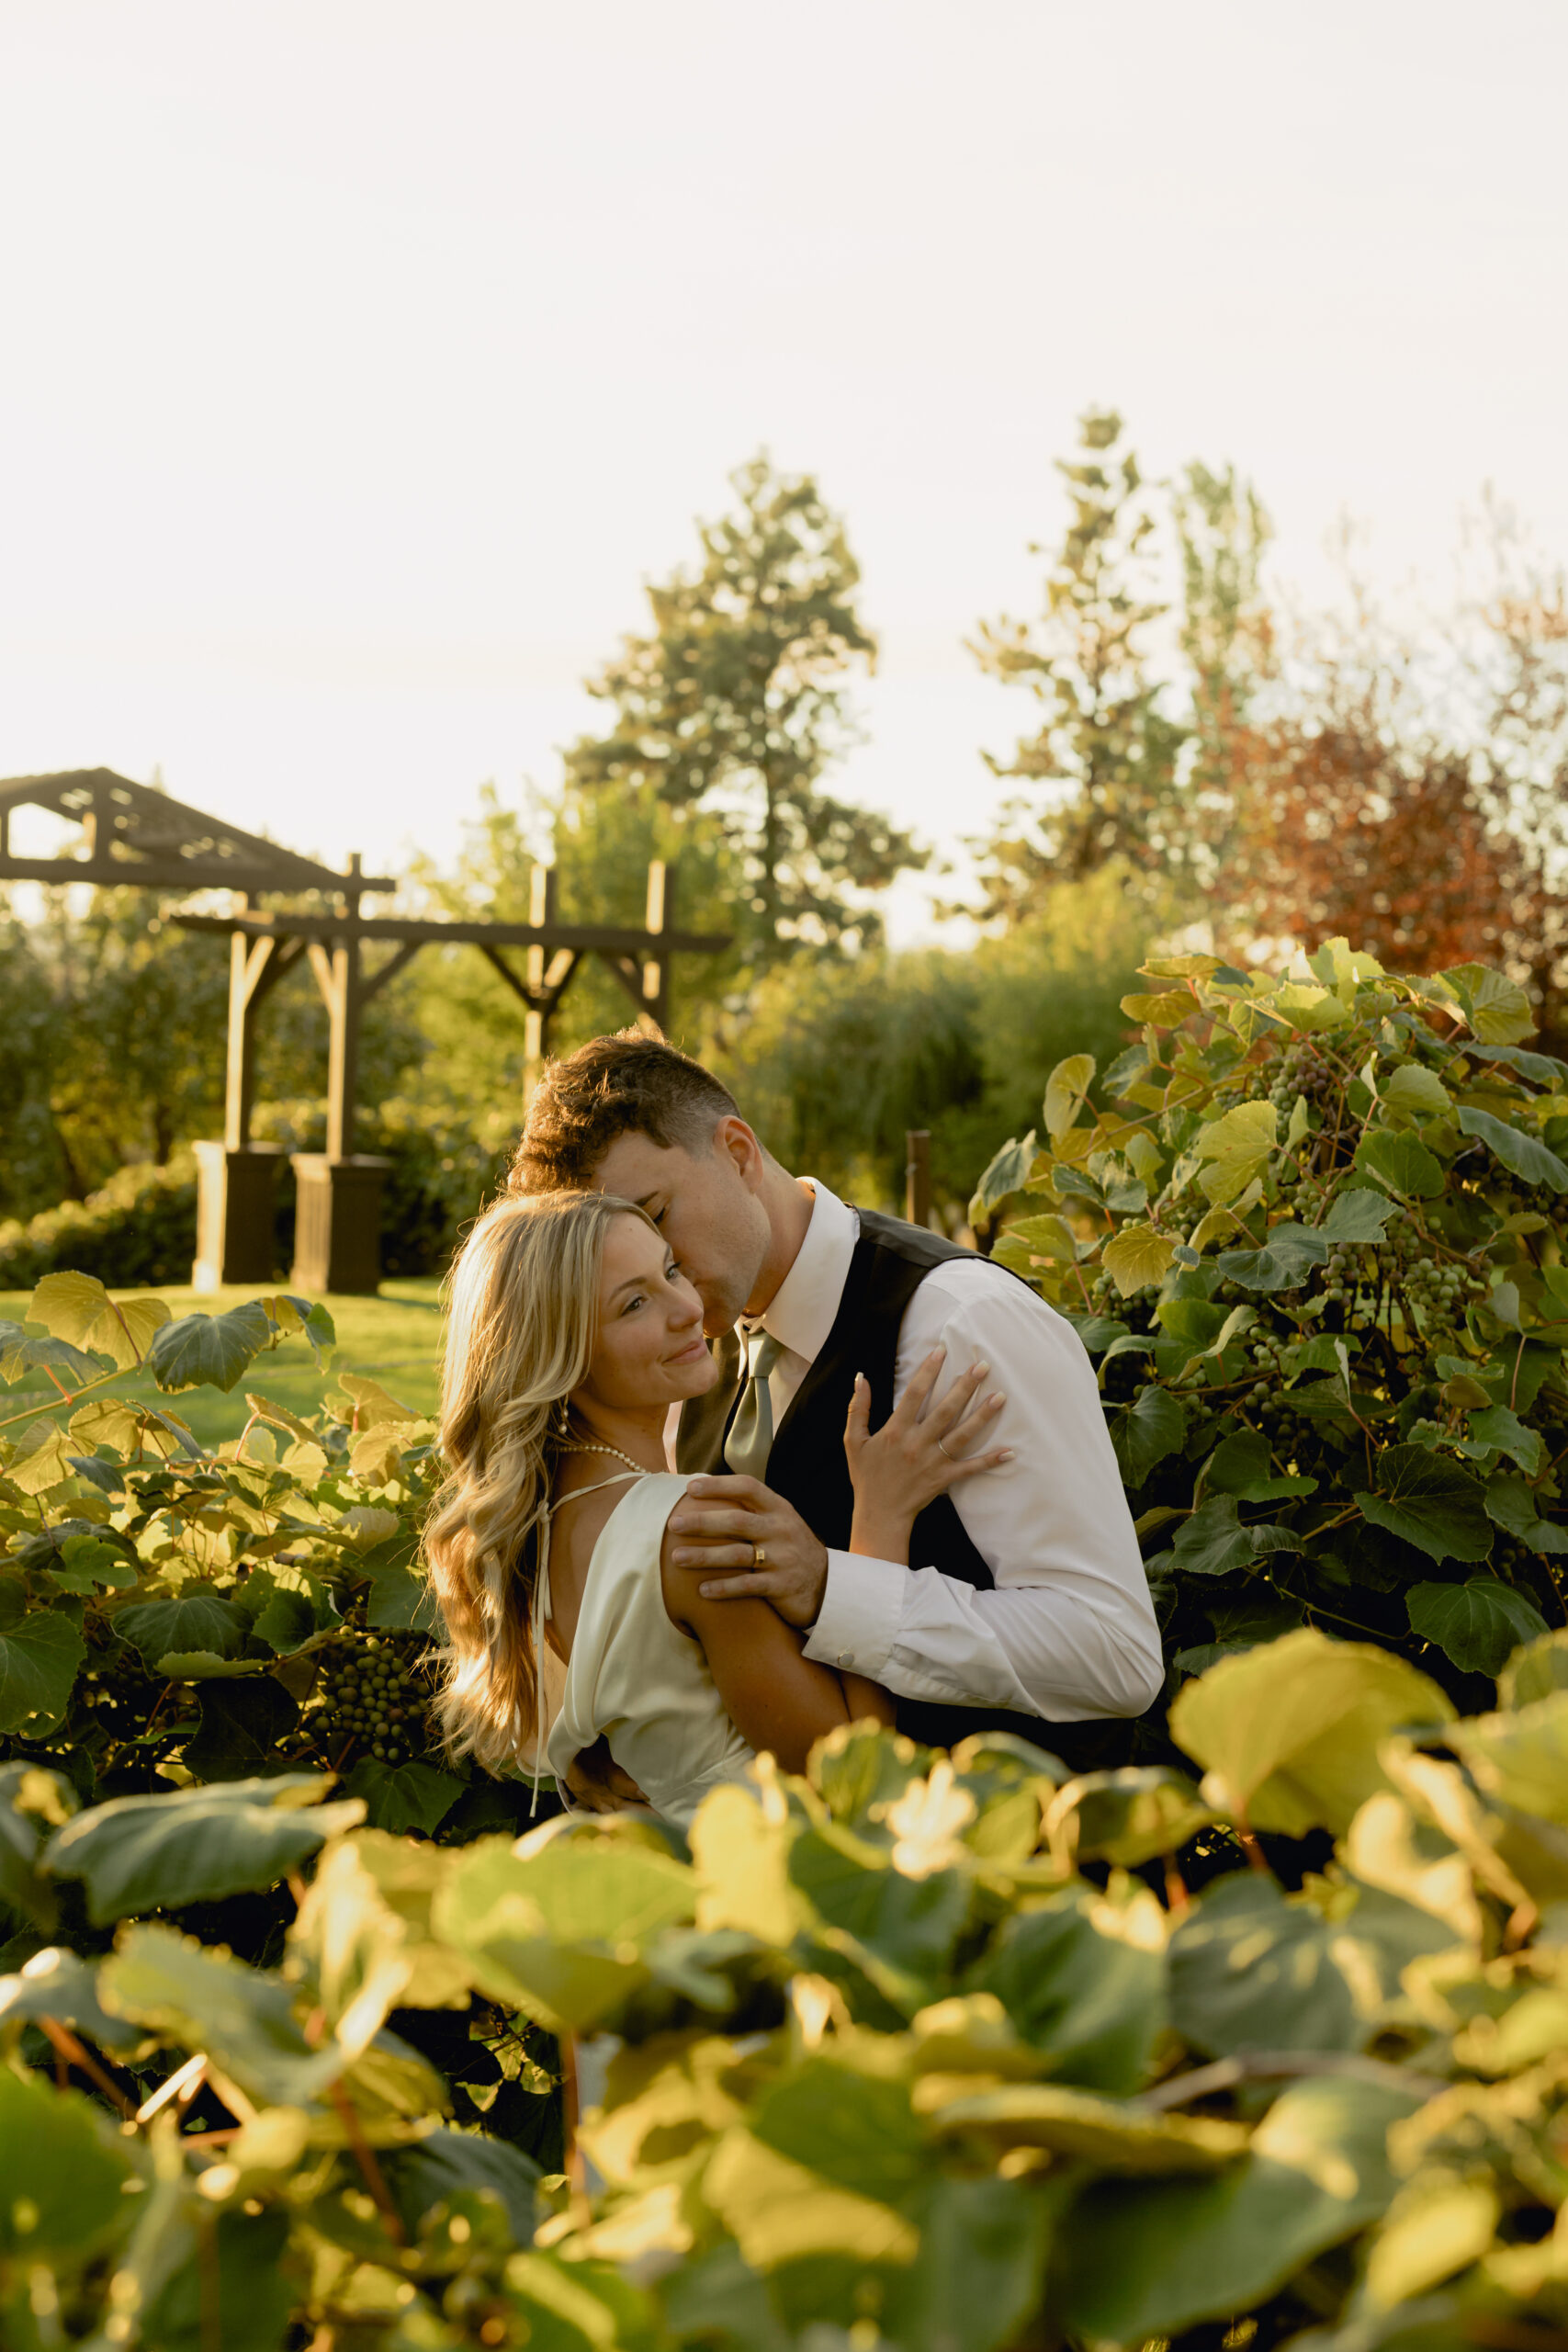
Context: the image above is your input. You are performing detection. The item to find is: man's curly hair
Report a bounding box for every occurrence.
[508,1031,739,1195]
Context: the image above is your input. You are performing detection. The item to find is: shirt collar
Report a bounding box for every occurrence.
[755,1178,857,1366]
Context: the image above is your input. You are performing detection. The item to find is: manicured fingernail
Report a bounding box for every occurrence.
[998,1449,1016,1463]
[976,1361,990,1377]
[988,1392,1006,1408]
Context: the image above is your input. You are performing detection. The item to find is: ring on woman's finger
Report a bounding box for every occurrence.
[937,1438,954,1461]
[752,1541,768,1567]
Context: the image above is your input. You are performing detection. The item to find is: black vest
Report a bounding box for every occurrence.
[676,1207,1134,1774]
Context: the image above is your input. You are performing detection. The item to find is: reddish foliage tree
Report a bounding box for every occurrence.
[1221,718,1550,976]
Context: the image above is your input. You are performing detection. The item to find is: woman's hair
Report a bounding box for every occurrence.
[424,1187,656,1771]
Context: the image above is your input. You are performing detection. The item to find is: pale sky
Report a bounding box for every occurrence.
[3,2,1565,940]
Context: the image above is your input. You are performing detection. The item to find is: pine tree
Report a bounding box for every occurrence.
[564,455,923,958]
[967,410,1190,921]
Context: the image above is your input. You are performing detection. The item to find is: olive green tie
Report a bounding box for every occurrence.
[724,1329,784,1482]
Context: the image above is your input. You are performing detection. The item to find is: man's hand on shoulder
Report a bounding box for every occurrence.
[667,1476,829,1627]
[565,1735,646,1812]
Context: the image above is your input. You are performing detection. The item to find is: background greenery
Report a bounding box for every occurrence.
[7,418,1564,1263]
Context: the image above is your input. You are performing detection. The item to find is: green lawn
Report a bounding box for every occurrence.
[1,1279,445,1448]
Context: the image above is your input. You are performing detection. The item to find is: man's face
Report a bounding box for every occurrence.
[592,1122,771,1336]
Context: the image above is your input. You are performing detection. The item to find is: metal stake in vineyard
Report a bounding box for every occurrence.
[0,769,729,1295]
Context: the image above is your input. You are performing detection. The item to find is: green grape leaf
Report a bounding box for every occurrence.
[1322,1187,1399,1241]
[970,1131,1037,1220]
[114,1585,247,1665]
[0,1762,73,1928]
[1044,1053,1097,1141]
[1203,1431,1316,1503]
[1500,1630,1568,1708]
[1447,1689,1568,1824]
[180,1675,300,1782]
[1168,1626,1452,1838]
[382,2130,540,2248]
[1406,1577,1550,1678]
[97,1922,345,2108]
[1450,965,1536,1046]
[1048,1766,1213,1867]
[0,1324,108,1387]
[248,1584,318,1656]
[142,2206,292,2352]
[969,1886,1166,2096]
[343,1758,464,1837]
[1055,2077,1423,2345]
[1457,1104,1568,1193]
[1467,1404,1543,1476]
[1356,1444,1495,1563]
[1170,1871,1455,2060]
[0,1944,146,2054]
[1102,1224,1179,1298]
[1215,1225,1330,1292]
[1107,1386,1188,1487]
[147,1301,275,1394]
[1381,1064,1453,1119]
[25,1271,171,1371]
[1170,1498,1297,1578]
[45,1773,365,1924]
[0,2068,133,2262]
[0,1606,85,1736]
[432,1832,695,2035]
[880,2174,1051,2352]
[926,2080,1244,2172]
[1354,1129,1446,1199]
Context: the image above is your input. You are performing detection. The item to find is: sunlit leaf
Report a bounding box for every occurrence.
[1169,1627,1452,1837]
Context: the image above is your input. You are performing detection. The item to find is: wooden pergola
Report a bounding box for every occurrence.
[0,770,729,1293]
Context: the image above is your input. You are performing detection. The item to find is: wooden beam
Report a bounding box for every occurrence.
[0,854,402,894]
[479,943,535,1010]
[175,910,730,956]
[359,937,423,1005]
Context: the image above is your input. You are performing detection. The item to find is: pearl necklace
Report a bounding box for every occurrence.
[557,1439,652,1478]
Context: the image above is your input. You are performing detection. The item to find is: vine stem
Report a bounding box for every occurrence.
[328,2082,406,2245]
[1138,2049,1446,2111]
[37,2017,138,2118]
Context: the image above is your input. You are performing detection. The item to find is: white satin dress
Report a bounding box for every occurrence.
[539,1469,755,1830]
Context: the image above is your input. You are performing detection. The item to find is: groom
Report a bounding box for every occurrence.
[509,1032,1162,1773]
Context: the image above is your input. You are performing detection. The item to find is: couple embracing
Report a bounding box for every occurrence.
[426,1035,1163,1826]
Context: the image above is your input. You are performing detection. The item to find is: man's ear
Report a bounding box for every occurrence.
[715,1115,766,1188]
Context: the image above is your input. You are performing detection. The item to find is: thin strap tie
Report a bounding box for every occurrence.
[528,1458,651,1817]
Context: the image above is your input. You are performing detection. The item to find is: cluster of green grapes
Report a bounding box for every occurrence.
[1243,1325,1290,1399]
[1268,1045,1339,1122]
[1318,1215,1485,1340]
[311,1631,432,1768]
[74,1647,164,1747]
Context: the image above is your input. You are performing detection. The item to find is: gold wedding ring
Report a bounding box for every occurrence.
[937,1438,954,1460]
[752,1541,768,1568]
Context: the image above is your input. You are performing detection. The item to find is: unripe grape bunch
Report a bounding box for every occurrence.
[1267,1044,1337,1119]
[311,1631,431,1768]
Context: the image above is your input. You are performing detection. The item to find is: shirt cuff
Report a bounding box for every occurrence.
[803,1550,905,1679]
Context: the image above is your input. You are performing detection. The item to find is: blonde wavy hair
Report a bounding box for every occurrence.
[424,1187,657,1771]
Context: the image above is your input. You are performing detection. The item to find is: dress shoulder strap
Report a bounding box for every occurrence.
[549,1469,649,1516]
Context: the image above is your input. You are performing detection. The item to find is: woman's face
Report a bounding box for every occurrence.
[574,1214,716,1416]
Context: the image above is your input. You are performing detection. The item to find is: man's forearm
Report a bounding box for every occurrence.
[803,1552,1164,1723]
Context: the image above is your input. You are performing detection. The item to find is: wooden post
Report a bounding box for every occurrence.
[193,902,302,1290]
[641,859,671,1035]
[322,854,365,1162]
[905,1130,931,1230]
[524,863,558,1102]
[323,935,361,1160]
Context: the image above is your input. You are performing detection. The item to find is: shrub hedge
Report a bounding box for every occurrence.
[0,1101,518,1292]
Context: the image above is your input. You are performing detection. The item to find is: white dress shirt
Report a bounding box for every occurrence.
[744,1180,1163,1724]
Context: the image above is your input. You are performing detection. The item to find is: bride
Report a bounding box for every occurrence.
[425,1190,1007,1826]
